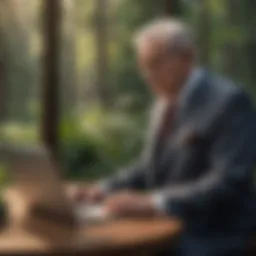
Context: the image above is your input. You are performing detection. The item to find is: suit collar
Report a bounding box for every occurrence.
[174,67,206,124]
[178,67,205,108]
[149,67,206,163]
[152,68,206,173]
[156,67,205,108]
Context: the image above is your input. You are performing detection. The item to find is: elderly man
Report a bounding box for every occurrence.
[73,19,256,255]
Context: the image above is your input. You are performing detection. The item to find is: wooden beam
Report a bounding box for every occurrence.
[41,0,62,158]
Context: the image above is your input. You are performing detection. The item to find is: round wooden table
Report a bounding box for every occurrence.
[0,217,182,255]
[0,183,182,255]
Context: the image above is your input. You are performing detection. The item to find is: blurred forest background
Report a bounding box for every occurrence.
[0,0,255,182]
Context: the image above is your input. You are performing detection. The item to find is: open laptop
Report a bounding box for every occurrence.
[0,144,108,226]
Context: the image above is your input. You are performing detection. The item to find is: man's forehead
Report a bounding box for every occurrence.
[137,40,167,59]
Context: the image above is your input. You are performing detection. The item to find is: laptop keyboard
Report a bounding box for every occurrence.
[74,204,109,223]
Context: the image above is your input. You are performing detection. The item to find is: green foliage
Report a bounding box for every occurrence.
[60,106,146,181]
[2,0,256,184]
[109,0,162,105]
[0,122,38,145]
[0,0,41,121]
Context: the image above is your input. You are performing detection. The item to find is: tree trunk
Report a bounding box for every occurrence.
[94,0,111,108]
[0,0,32,121]
[0,24,7,121]
[165,0,183,16]
[41,0,62,159]
[197,0,211,66]
[60,0,77,117]
[0,61,6,121]
[243,0,256,94]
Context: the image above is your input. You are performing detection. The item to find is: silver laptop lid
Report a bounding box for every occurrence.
[0,144,75,222]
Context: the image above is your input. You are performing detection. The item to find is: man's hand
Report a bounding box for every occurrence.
[104,191,160,218]
[66,184,105,204]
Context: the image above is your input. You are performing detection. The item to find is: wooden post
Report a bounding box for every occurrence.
[41,0,62,158]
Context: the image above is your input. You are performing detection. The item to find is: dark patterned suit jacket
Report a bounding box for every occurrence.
[103,69,256,255]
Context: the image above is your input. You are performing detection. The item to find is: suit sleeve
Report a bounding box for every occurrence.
[152,91,256,218]
[99,157,147,193]
[98,102,161,193]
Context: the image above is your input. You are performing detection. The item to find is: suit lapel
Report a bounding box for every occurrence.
[175,68,205,127]
[158,69,207,165]
[146,69,206,169]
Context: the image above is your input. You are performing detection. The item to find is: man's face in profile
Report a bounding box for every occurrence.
[137,40,187,97]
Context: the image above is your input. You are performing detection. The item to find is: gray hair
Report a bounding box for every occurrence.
[133,18,195,54]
